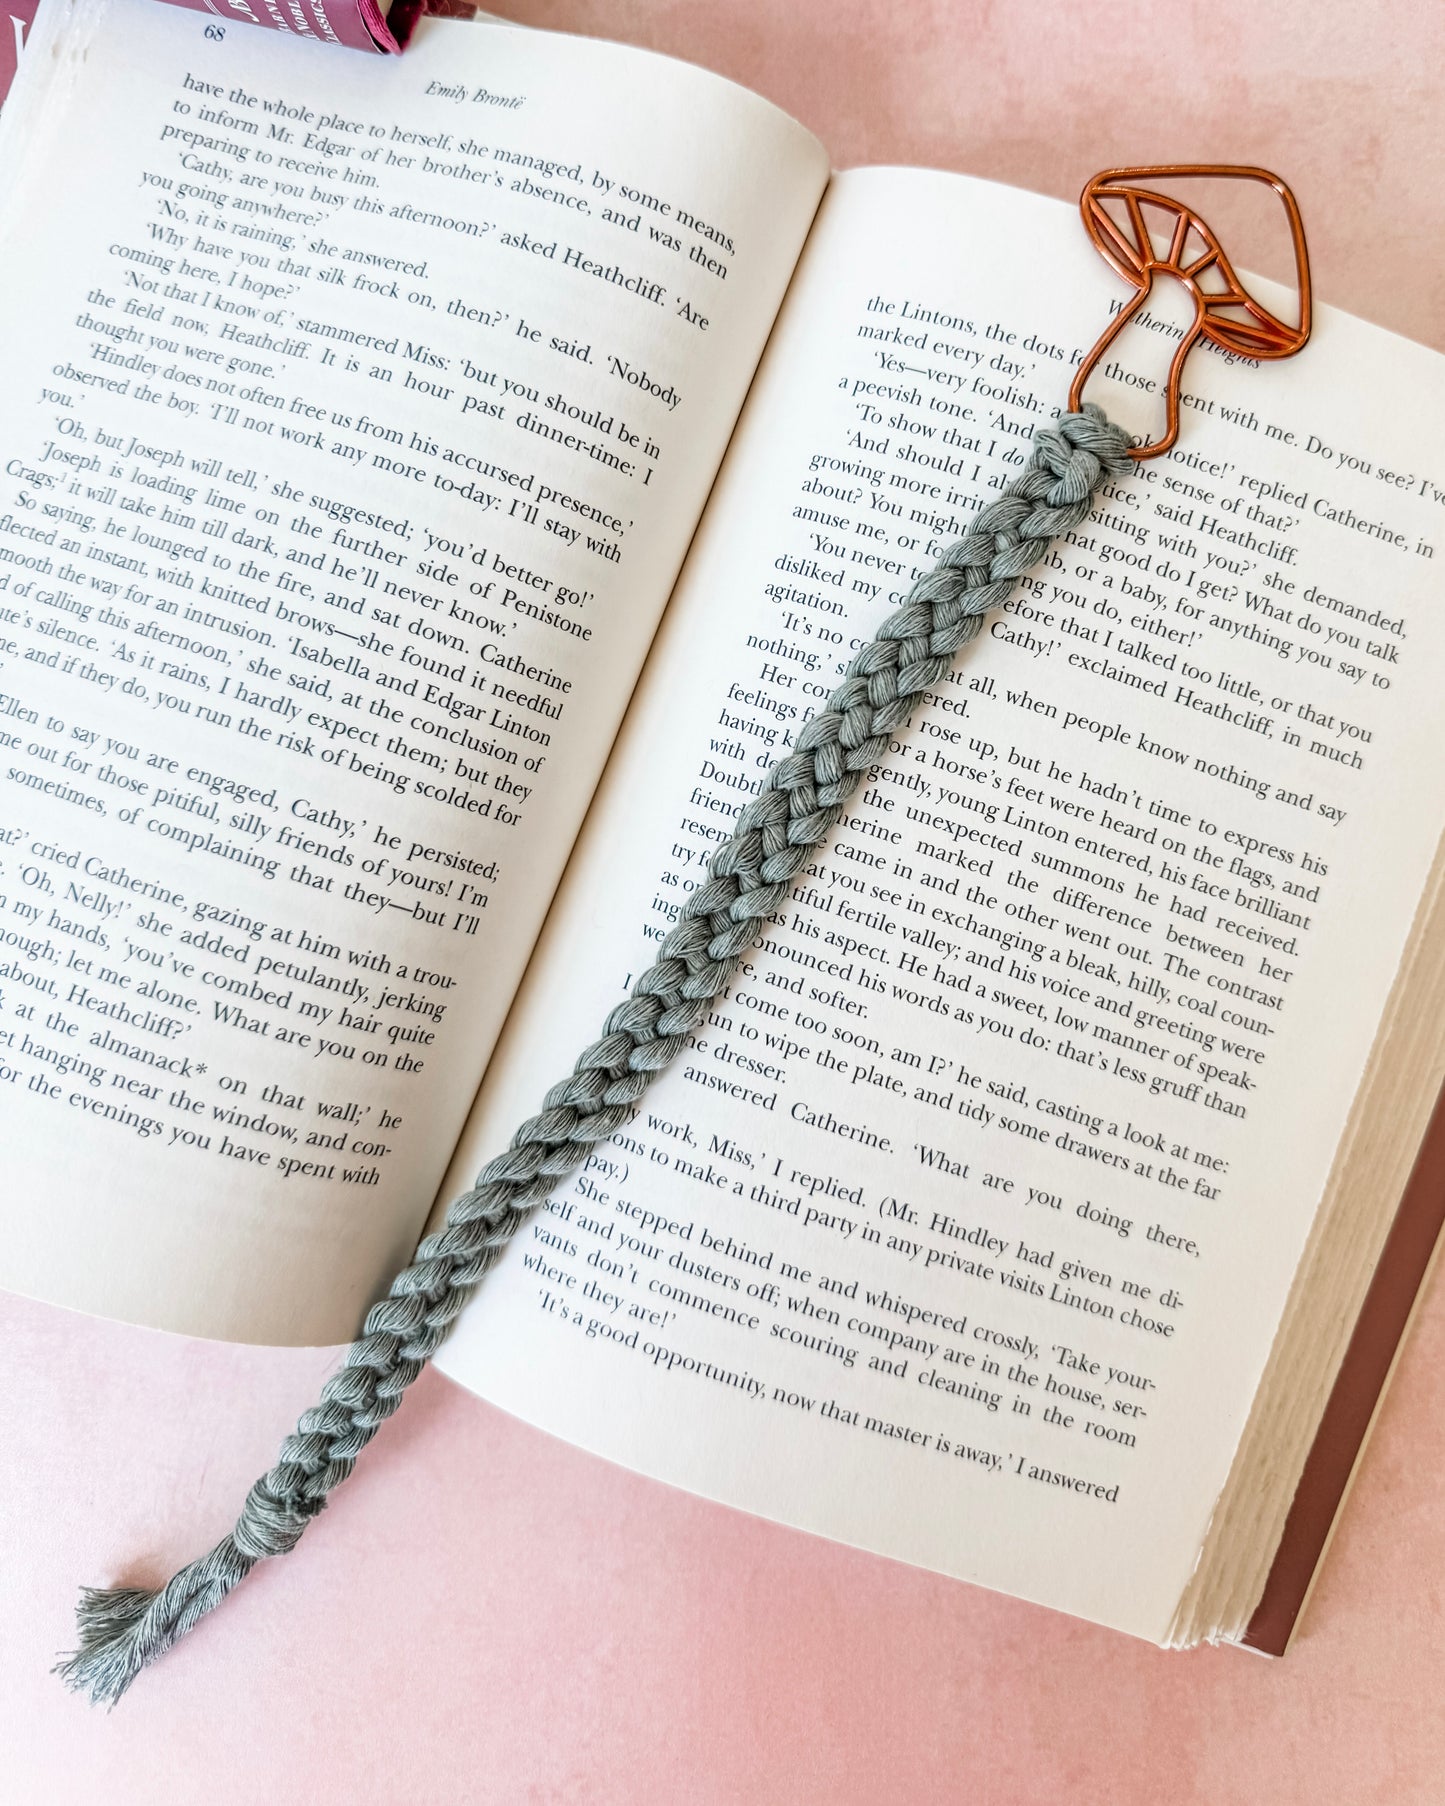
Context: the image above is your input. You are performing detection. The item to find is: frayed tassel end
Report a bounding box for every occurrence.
[57,1532,262,1705]
[55,1585,162,1707]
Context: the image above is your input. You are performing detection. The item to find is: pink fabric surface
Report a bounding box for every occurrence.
[8,1284,1445,1802]
[8,1,1445,1797]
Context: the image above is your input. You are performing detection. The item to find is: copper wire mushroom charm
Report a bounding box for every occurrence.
[1069,165,1312,458]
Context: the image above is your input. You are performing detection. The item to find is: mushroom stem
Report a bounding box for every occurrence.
[1071,271,1205,457]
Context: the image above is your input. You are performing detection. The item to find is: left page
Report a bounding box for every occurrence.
[0,0,828,1341]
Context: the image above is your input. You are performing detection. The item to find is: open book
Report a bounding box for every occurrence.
[5,0,1445,1656]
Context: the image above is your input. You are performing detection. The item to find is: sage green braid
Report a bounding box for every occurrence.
[60,404,1133,1704]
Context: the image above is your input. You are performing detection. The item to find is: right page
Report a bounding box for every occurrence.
[434,170,1445,1643]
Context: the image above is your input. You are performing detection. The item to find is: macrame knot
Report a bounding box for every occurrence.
[233,1479,322,1561]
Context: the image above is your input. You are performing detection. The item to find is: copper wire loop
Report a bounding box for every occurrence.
[1069,165,1312,458]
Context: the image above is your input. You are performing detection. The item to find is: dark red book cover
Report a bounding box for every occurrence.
[1244,1085,1445,1653]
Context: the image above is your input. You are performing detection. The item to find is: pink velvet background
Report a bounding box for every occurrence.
[7,2,1445,1798]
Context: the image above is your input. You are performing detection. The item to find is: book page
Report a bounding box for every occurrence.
[434,169,1445,1641]
[0,0,827,1341]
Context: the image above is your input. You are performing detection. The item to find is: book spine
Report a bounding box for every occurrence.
[141,0,418,56]
[2,1,40,105]
[2,0,428,116]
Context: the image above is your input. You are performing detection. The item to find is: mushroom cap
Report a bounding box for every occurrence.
[1081,165,1311,360]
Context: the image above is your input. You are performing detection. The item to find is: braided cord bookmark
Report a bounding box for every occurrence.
[58,407,1131,1703]
[59,165,1314,1703]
